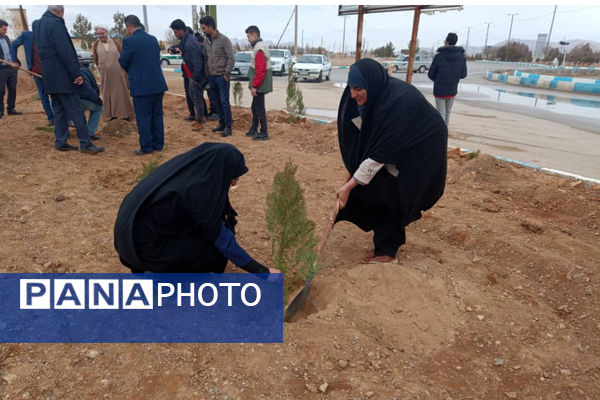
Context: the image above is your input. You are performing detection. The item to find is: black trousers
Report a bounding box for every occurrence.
[206,86,220,116]
[188,79,205,122]
[0,67,18,113]
[183,75,195,117]
[251,93,267,133]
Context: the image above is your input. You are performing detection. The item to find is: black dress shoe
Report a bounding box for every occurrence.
[80,143,104,154]
[220,127,232,137]
[245,128,258,137]
[134,149,154,155]
[7,109,22,115]
[212,124,225,132]
[208,113,219,121]
[90,134,101,140]
[253,132,269,141]
[55,143,79,151]
[184,115,195,121]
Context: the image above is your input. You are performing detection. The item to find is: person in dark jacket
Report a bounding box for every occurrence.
[170,19,206,131]
[0,19,21,118]
[114,142,280,275]
[33,6,104,154]
[427,32,467,126]
[10,28,54,124]
[119,14,168,155]
[78,63,103,140]
[336,59,447,263]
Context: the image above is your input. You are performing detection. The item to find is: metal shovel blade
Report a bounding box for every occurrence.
[283,277,313,322]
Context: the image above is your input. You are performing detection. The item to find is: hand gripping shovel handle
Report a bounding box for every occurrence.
[0,58,43,79]
[283,200,340,322]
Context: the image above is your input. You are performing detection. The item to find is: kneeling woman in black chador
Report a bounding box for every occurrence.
[114,142,278,274]
[335,58,448,263]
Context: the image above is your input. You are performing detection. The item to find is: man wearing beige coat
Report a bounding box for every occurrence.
[92,25,134,120]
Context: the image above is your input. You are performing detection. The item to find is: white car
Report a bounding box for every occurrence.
[382,54,432,73]
[160,53,183,66]
[292,54,332,83]
[269,49,295,76]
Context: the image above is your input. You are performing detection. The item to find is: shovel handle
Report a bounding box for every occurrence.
[0,58,43,79]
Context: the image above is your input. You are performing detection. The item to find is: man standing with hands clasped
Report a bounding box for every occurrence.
[0,19,22,119]
[33,5,104,154]
[119,15,168,155]
[170,19,206,132]
[245,25,271,141]
[200,16,234,137]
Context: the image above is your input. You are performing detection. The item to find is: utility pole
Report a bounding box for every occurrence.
[545,5,557,57]
[294,5,298,56]
[191,5,198,32]
[301,30,304,53]
[465,26,473,57]
[355,5,364,62]
[142,5,149,32]
[483,22,492,58]
[507,13,518,44]
[342,16,347,55]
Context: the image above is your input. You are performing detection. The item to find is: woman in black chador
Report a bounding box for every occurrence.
[114,142,278,274]
[335,58,448,263]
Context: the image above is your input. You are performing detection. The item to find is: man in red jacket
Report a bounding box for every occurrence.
[245,25,272,141]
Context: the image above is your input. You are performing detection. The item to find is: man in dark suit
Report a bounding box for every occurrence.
[0,19,22,118]
[119,15,168,155]
[33,5,104,154]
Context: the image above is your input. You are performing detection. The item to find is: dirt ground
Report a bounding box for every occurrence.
[1,74,599,399]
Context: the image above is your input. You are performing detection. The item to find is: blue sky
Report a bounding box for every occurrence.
[6,5,600,52]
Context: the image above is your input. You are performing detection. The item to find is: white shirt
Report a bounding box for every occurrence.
[351,116,399,185]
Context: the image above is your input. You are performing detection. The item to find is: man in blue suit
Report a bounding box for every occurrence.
[119,15,168,155]
[33,5,103,154]
[11,28,54,125]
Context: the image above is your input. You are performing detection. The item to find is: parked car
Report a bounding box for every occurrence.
[382,54,432,73]
[231,51,252,80]
[75,46,93,65]
[269,48,295,76]
[159,53,183,67]
[292,54,332,83]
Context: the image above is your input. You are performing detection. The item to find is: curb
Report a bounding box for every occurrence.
[475,60,597,71]
[484,70,600,95]
[161,67,183,73]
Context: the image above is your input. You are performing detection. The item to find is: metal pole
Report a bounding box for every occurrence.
[406,6,421,84]
[294,6,298,56]
[342,16,347,55]
[484,22,492,58]
[465,26,472,57]
[545,5,557,57]
[507,13,518,44]
[143,5,149,32]
[301,30,304,53]
[355,5,364,62]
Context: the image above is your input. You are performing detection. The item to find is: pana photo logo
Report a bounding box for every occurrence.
[1,273,282,343]
[19,278,262,310]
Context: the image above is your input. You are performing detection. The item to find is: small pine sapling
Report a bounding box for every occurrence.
[266,161,320,302]
[285,68,306,123]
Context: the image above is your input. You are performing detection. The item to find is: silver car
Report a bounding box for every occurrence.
[383,54,432,73]
[231,51,252,80]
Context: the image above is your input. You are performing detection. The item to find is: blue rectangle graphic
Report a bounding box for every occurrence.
[0,273,283,343]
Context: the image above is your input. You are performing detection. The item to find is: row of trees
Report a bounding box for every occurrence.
[481,42,600,65]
